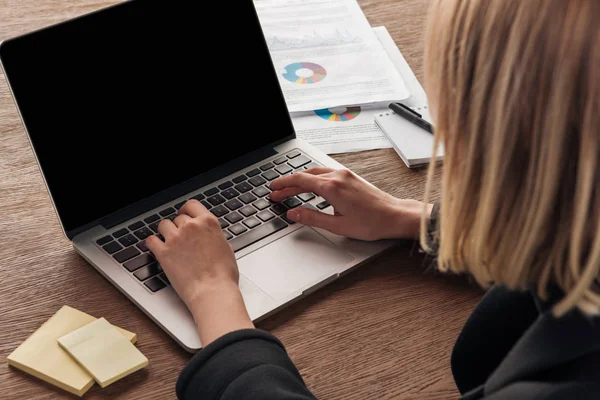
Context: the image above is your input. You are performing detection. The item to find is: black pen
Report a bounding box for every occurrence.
[388,102,433,134]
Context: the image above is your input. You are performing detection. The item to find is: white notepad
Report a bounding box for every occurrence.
[372,26,444,168]
[374,108,443,168]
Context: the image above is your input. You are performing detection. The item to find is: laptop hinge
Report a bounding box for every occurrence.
[99,146,279,230]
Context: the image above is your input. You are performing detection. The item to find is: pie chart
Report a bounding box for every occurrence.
[314,106,361,121]
[283,62,327,84]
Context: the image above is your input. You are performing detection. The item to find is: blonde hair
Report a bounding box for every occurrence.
[420,0,600,316]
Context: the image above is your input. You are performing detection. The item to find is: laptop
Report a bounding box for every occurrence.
[0,0,394,352]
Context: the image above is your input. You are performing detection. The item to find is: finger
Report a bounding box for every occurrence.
[145,234,165,255]
[158,219,178,240]
[270,171,323,193]
[268,187,307,202]
[179,199,208,218]
[302,167,335,175]
[173,214,192,228]
[286,207,346,234]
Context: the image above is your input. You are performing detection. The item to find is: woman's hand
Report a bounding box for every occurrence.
[269,168,431,241]
[146,200,254,346]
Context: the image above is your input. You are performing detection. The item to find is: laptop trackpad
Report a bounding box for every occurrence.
[238,227,355,301]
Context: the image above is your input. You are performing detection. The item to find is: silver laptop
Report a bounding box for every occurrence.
[0,0,393,352]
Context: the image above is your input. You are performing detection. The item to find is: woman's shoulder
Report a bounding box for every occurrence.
[455,285,600,399]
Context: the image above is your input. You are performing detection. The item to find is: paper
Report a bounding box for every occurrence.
[254,0,409,112]
[7,306,136,397]
[58,318,148,388]
[372,26,432,122]
[292,105,391,154]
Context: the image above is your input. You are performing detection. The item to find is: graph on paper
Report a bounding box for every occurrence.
[265,29,361,51]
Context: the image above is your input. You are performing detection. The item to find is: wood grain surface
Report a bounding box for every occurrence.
[0,1,484,399]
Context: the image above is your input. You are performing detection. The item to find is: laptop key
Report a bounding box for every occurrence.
[249,176,267,187]
[144,214,160,224]
[112,228,128,238]
[118,234,138,247]
[298,193,316,202]
[224,199,243,210]
[166,214,177,221]
[225,212,243,224]
[201,200,212,209]
[257,210,275,222]
[273,156,287,165]
[211,205,229,218]
[174,201,186,210]
[221,188,240,200]
[149,221,160,233]
[287,150,301,159]
[239,193,257,204]
[243,217,261,229]
[262,170,279,181]
[207,194,226,206]
[260,162,274,171]
[229,224,248,236]
[316,200,331,210]
[159,273,170,285]
[253,199,270,210]
[275,164,293,175]
[234,182,253,193]
[204,187,219,196]
[134,262,162,281]
[230,219,288,252]
[252,186,270,198]
[305,162,319,169]
[218,218,229,229]
[270,203,288,215]
[134,227,154,240]
[96,235,112,246]
[281,214,296,225]
[136,241,149,252]
[223,230,233,240]
[113,246,141,263]
[103,241,123,254]
[283,197,302,209]
[288,155,311,169]
[191,193,205,201]
[128,221,144,231]
[218,181,233,190]
[246,168,261,177]
[232,175,247,184]
[145,277,167,292]
[239,205,257,217]
[159,207,175,217]
[124,253,155,272]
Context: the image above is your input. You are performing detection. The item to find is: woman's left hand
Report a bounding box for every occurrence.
[146,199,254,346]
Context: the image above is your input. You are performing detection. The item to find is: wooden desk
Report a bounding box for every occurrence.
[0,1,483,398]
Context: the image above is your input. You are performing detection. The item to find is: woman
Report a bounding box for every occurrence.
[146,0,600,398]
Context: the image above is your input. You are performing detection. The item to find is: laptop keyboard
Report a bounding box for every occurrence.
[95,149,326,294]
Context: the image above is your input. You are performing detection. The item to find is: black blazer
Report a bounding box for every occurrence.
[175,205,600,399]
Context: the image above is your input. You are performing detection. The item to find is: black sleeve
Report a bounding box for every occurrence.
[480,381,600,399]
[177,329,316,400]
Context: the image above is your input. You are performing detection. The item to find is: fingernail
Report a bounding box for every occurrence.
[288,210,300,221]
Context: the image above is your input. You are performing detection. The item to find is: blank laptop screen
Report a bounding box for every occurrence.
[0,0,294,233]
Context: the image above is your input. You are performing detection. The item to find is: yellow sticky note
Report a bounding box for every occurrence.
[58,318,148,388]
[7,306,136,397]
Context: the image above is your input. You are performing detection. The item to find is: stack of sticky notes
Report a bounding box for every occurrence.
[7,306,148,397]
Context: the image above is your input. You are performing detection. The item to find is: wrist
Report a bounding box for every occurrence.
[384,199,431,240]
[185,279,255,346]
[185,279,240,317]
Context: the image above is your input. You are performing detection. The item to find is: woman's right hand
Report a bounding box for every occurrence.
[269,167,431,241]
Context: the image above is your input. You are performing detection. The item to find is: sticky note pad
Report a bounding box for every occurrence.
[7,306,136,397]
[58,318,148,388]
